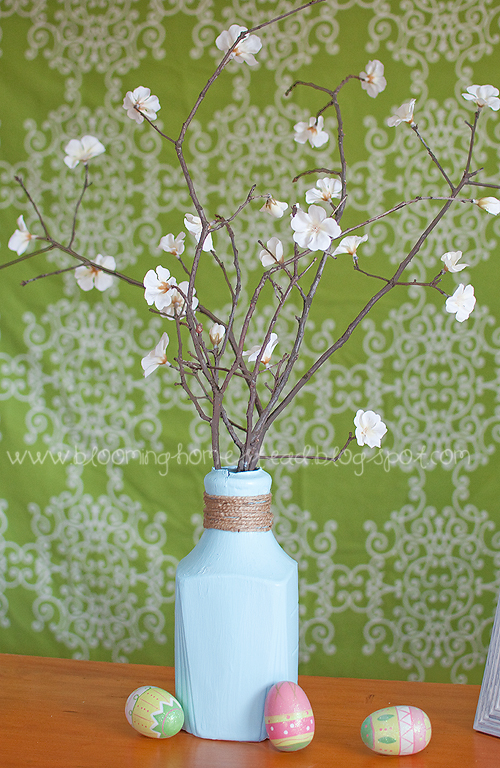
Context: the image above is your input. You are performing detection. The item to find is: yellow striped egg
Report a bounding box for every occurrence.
[264,681,315,751]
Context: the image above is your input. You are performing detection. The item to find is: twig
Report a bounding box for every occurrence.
[394,279,447,296]
[173,318,211,425]
[212,186,257,230]
[353,263,390,283]
[259,432,356,464]
[0,244,56,270]
[133,108,176,144]
[69,164,91,248]
[292,168,340,183]
[411,123,454,190]
[51,245,144,288]
[257,239,307,301]
[338,195,473,238]
[14,176,50,238]
[331,92,348,220]
[220,409,245,453]
[464,110,480,175]
[21,264,79,285]
[467,180,500,190]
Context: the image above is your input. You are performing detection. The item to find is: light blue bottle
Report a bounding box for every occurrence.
[175,467,299,741]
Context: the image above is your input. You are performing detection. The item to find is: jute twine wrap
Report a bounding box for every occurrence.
[203,491,273,532]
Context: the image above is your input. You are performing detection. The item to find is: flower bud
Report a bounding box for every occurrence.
[474,197,500,215]
[209,323,225,347]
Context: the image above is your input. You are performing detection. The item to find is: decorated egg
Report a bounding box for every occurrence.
[264,681,315,751]
[360,705,431,755]
[125,685,184,739]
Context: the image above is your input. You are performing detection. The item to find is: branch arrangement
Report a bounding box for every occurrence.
[4,1,500,472]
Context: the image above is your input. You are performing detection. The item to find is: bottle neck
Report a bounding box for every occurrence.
[203,491,273,532]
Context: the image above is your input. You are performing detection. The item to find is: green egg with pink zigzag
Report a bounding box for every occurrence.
[361,705,431,755]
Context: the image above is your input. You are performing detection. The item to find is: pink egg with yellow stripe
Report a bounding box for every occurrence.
[264,681,315,751]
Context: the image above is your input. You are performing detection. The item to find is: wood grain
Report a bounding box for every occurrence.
[0,653,498,767]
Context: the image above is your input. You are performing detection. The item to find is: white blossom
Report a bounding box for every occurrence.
[8,215,35,256]
[259,237,284,268]
[331,234,368,258]
[474,197,500,215]
[215,25,262,66]
[161,280,199,319]
[141,333,170,377]
[305,177,342,204]
[359,60,387,98]
[260,196,288,219]
[184,214,213,251]
[354,409,387,448]
[209,323,226,347]
[462,85,500,111]
[293,116,329,148]
[75,254,116,292]
[440,250,468,273]
[387,99,416,127]
[291,205,342,252]
[243,332,278,367]
[123,86,161,124]
[159,232,186,257]
[63,135,105,169]
[143,265,177,311]
[445,283,476,322]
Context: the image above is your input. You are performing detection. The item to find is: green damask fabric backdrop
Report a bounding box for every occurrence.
[1,0,499,684]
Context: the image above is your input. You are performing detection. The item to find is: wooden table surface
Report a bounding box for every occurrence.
[1,653,499,767]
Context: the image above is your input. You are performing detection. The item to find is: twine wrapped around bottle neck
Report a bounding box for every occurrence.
[203,491,273,532]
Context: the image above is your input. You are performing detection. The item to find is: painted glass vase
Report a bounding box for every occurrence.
[174,466,299,741]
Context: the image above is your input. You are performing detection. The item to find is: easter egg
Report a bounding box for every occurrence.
[264,681,315,751]
[125,685,184,739]
[360,705,431,755]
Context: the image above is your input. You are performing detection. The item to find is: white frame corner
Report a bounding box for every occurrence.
[474,593,500,737]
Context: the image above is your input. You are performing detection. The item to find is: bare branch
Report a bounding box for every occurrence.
[69,164,91,248]
[220,408,245,453]
[292,167,340,183]
[467,180,500,190]
[212,186,257,230]
[173,319,211,425]
[133,107,176,144]
[0,244,56,271]
[51,245,144,288]
[21,264,79,285]
[411,123,454,190]
[259,432,356,464]
[14,176,50,238]
[464,110,481,175]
